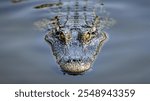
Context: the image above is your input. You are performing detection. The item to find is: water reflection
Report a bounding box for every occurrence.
[11,0,25,3]
[34,2,63,9]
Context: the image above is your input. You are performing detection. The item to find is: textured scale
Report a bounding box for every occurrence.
[35,0,114,75]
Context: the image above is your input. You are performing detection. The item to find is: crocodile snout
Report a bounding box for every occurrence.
[60,61,91,74]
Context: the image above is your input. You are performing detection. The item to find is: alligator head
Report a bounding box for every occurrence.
[35,0,114,75]
[45,15,108,74]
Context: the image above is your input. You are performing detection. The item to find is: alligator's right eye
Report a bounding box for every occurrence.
[56,31,72,44]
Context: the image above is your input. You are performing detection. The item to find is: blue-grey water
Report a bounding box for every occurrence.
[0,0,150,83]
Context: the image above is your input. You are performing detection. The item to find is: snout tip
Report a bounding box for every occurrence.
[59,62,91,74]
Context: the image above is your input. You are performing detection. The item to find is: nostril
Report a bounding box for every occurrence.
[73,59,76,62]
[66,59,82,63]
[79,59,81,62]
[67,59,71,62]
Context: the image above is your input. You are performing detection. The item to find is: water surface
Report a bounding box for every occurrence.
[0,0,150,83]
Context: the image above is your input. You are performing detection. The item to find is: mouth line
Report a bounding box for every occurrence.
[65,61,86,66]
[58,57,93,64]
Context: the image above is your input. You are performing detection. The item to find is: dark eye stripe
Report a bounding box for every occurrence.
[55,31,61,35]
[91,32,95,34]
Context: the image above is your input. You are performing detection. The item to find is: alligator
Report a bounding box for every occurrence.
[35,0,114,75]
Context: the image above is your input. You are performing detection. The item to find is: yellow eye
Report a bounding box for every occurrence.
[59,32,71,44]
[65,33,72,40]
[59,32,65,41]
[81,32,91,43]
[84,32,90,39]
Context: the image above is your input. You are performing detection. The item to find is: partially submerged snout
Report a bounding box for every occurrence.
[59,60,92,74]
[44,15,108,75]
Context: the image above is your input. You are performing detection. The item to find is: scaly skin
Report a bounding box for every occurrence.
[45,15,108,74]
[11,0,112,74]
[43,0,111,74]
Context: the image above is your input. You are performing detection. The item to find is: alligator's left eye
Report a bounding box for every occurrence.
[82,32,91,42]
[79,31,96,44]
